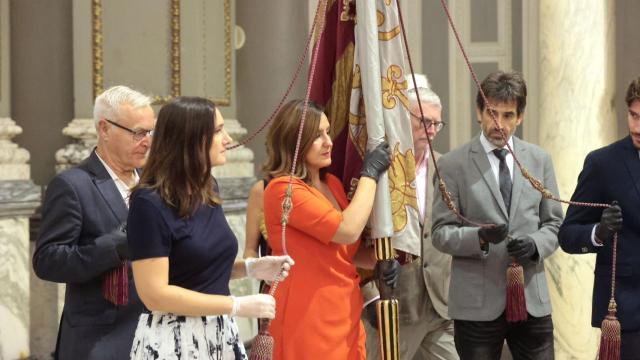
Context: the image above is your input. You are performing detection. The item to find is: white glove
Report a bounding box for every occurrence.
[245,255,295,282]
[230,294,276,319]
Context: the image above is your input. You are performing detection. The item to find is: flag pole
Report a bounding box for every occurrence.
[355,1,399,358]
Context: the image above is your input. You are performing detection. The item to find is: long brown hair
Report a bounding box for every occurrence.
[133,97,220,218]
[263,99,326,182]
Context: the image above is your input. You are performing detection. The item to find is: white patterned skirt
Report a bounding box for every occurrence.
[130,311,247,360]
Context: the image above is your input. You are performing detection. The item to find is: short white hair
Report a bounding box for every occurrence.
[406,73,441,108]
[93,85,152,128]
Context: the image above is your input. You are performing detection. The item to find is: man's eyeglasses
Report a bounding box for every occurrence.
[105,119,153,141]
[411,114,446,131]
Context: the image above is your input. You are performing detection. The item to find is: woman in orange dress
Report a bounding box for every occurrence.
[262,99,395,359]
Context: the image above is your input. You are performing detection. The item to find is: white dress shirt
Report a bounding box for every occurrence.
[416,150,429,221]
[96,152,139,208]
[479,132,514,183]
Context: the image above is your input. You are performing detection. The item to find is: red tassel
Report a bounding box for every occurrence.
[249,319,274,360]
[598,300,621,360]
[506,262,527,322]
[102,261,129,305]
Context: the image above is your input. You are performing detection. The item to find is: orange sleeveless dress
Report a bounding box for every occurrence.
[263,174,365,360]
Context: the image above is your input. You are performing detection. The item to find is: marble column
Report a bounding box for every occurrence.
[0,0,42,357]
[214,118,258,341]
[538,1,616,358]
[54,119,97,173]
[0,119,30,180]
[0,122,40,359]
[236,0,308,176]
[234,0,311,340]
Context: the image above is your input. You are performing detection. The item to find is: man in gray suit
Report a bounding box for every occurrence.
[364,74,457,359]
[33,86,154,359]
[432,71,562,359]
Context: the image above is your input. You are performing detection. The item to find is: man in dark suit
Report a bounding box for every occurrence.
[363,74,457,359]
[33,85,155,359]
[559,76,640,359]
[432,71,562,359]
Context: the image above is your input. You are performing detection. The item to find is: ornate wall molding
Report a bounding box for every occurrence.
[447,0,513,149]
[91,0,232,105]
[0,0,10,109]
[170,0,181,99]
[0,3,3,102]
[220,0,232,106]
[91,0,103,102]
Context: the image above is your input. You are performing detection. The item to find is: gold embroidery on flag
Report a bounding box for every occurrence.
[376,9,401,41]
[382,65,410,110]
[325,43,355,139]
[348,64,368,158]
[389,143,418,232]
[348,102,368,159]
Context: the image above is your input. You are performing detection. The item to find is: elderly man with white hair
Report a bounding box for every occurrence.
[362,74,457,359]
[33,85,155,359]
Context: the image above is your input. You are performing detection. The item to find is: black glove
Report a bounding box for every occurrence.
[360,142,391,182]
[478,224,508,244]
[363,301,378,329]
[112,223,129,260]
[507,237,538,262]
[595,201,623,243]
[375,258,400,289]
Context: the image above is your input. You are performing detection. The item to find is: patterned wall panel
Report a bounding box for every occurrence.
[90,0,232,105]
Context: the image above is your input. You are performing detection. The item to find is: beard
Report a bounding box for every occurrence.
[486,129,510,147]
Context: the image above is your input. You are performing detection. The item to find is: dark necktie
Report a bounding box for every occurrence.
[492,148,512,214]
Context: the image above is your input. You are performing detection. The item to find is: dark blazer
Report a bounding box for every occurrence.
[559,136,640,332]
[33,150,143,359]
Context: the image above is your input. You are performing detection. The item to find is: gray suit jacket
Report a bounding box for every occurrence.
[419,152,451,320]
[431,135,562,321]
[33,150,143,359]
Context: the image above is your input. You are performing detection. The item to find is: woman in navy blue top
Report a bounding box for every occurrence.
[127,97,293,360]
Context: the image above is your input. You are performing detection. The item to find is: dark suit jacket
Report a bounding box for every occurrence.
[33,150,143,359]
[559,136,640,332]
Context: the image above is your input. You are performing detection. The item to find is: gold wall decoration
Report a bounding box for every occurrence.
[0,2,3,102]
[219,0,232,106]
[92,0,103,101]
[170,0,180,100]
[91,0,232,106]
[0,6,3,101]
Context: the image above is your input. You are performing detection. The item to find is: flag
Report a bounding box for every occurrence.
[350,0,419,254]
[308,0,358,186]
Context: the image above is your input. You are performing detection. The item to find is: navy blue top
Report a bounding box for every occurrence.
[128,188,237,295]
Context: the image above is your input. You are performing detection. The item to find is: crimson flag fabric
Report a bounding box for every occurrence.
[308,0,360,194]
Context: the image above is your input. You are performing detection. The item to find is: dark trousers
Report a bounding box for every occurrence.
[621,329,640,360]
[454,313,554,360]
